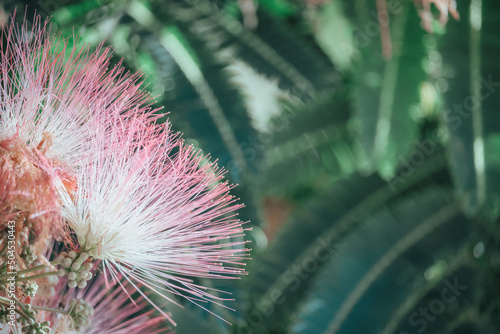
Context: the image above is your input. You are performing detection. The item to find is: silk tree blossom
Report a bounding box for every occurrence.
[0,11,248,332]
[0,15,155,166]
[51,275,171,334]
[1,274,171,334]
[0,14,159,244]
[57,111,249,325]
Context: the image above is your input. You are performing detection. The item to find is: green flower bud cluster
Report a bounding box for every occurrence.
[53,251,93,289]
[22,282,38,298]
[18,305,51,333]
[69,298,94,332]
[21,320,51,333]
[0,306,10,323]
[21,244,37,266]
[18,226,29,246]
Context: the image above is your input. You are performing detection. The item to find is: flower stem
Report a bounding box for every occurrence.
[0,296,69,321]
[16,271,58,283]
[0,264,48,280]
[0,271,58,285]
[0,297,32,320]
[31,305,69,315]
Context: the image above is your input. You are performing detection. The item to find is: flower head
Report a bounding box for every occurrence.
[413,0,460,32]
[0,13,159,253]
[0,11,249,329]
[58,111,249,324]
[3,274,171,334]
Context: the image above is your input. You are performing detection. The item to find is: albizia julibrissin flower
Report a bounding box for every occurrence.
[0,14,158,250]
[2,274,171,334]
[0,12,249,332]
[54,274,172,334]
[57,110,249,325]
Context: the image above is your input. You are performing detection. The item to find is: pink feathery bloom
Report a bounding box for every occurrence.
[0,13,159,245]
[1,11,249,327]
[2,274,171,334]
[58,109,249,325]
[54,275,172,334]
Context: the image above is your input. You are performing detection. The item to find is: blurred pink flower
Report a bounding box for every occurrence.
[45,276,171,334]
[0,12,249,329]
[0,13,157,244]
[2,274,171,334]
[58,111,249,325]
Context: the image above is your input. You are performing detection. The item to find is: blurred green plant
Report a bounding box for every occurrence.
[5,0,500,332]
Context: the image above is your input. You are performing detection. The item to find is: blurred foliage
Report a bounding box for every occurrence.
[4,0,500,333]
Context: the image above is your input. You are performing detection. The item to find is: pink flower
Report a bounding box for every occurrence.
[1,274,172,334]
[0,13,158,247]
[0,11,248,328]
[0,15,153,167]
[58,110,249,325]
[61,275,171,333]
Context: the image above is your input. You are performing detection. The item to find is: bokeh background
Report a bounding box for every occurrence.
[3,0,500,333]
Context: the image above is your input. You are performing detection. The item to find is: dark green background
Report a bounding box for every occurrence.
[5,0,500,333]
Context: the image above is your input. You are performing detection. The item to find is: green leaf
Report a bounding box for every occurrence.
[255,0,299,19]
[440,0,500,220]
[171,305,231,334]
[52,0,104,25]
[352,0,427,178]
[290,188,484,334]
[155,0,339,102]
[312,0,355,71]
[242,152,448,333]
[259,91,356,197]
